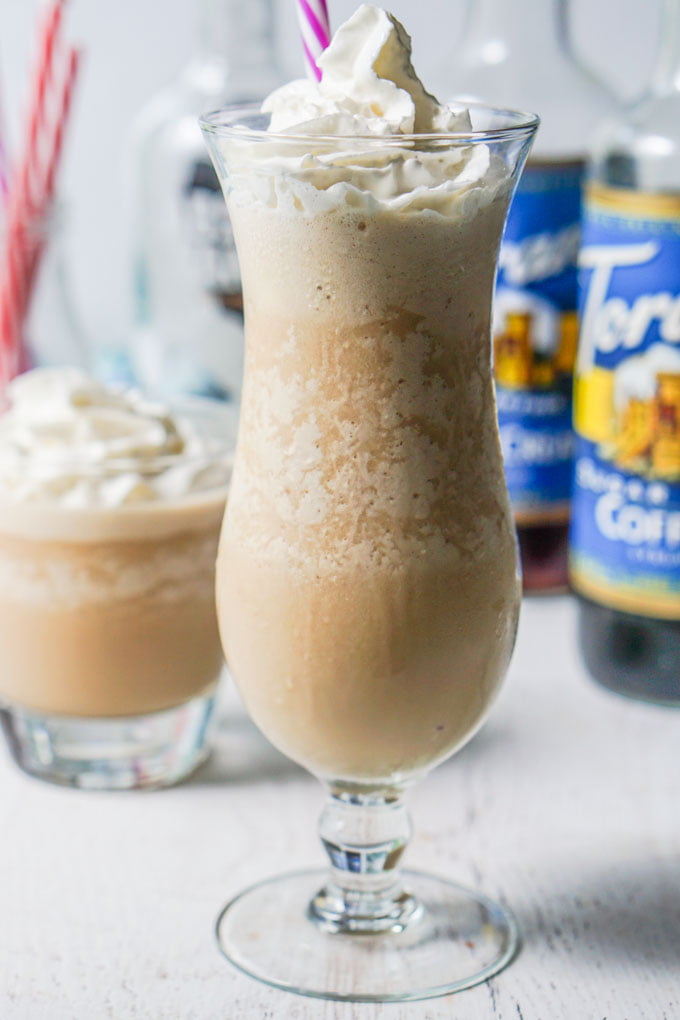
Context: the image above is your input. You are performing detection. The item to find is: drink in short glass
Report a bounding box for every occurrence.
[0,368,234,789]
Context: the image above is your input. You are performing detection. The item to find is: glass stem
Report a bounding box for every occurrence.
[308,787,421,935]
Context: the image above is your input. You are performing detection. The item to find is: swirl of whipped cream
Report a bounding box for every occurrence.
[219,5,509,218]
[264,5,470,137]
[0,368,232,507]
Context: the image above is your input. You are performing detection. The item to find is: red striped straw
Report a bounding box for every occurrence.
[0,203,28,382]
[24,47,80,301]
[20,0,66,217]
[19,47,79,318]
[295,0,331,82]
[0,79,9,208]
[0,0,79,388]
[0,0,66,360]
[42,48,79,207]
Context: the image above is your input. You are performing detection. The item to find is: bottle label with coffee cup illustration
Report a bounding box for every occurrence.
[494,160,582,525]
[570,184,680,619]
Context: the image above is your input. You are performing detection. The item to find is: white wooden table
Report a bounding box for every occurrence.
[1,596,678,1019]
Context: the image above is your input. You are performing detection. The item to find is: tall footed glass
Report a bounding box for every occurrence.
[201,103,538,1001]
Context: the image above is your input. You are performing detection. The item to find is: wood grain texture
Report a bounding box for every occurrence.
[0,596,678,1019]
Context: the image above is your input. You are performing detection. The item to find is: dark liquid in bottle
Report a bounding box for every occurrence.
[517,521,569,594]
[577,598,680,705]
[215,290,244,317]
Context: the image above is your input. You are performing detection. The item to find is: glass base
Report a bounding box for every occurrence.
[0,692,215,790]
[216,868,519,1002]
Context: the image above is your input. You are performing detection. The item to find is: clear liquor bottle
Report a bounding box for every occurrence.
[128,0,283,401]
[570,0,680,703]
[436,0,615,592]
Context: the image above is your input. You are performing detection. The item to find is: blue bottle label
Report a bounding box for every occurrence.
[494,160,583,523]
[570,184,680,619]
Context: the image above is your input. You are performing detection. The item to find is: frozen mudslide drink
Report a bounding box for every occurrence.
[201,4,538,1002]
[0,369,233,789]
[219,149,518,782]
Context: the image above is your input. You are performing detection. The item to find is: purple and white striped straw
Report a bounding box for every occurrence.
[295,0,331,82]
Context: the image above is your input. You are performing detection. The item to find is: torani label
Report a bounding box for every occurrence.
[494,161,582,524]
[570,184,680,619]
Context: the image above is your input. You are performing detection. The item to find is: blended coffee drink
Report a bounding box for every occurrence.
[0,367,232,788]
[202,6,538,1001]
[204,6,526,786]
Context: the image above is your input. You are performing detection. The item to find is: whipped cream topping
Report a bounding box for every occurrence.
[0,369,232,508]
[219,6,509,217]
[264,5,471,137]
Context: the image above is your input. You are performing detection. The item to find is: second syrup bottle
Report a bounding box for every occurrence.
[437,0,614,592]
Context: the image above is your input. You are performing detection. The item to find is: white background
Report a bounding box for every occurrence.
[0,0,665,358]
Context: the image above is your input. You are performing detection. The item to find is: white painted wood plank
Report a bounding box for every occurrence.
[0,597,678,1019]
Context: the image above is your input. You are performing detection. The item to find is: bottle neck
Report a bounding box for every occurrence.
[651,0,680,93]
[195,0,279,82]
[461,0,569,58]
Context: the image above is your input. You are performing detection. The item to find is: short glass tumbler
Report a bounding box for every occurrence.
[0,398,235,790]
[201,103,538,1000]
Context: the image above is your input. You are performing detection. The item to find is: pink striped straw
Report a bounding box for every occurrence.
[0,81,9,206]
[0,0,79,387]
[21,0,65,216]
[24,47,80,304]
[295,0,331,82]
[0,139,8,203]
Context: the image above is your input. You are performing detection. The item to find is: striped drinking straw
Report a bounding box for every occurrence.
[295,0,331,81]
[0,0,79,389]
[0,112,9,207]
[0,68,10,216]
[19,0,66,217]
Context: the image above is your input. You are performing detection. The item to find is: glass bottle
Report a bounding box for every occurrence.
[570,0,680,703]
[127,0,283,402]
[436,0,615,592]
